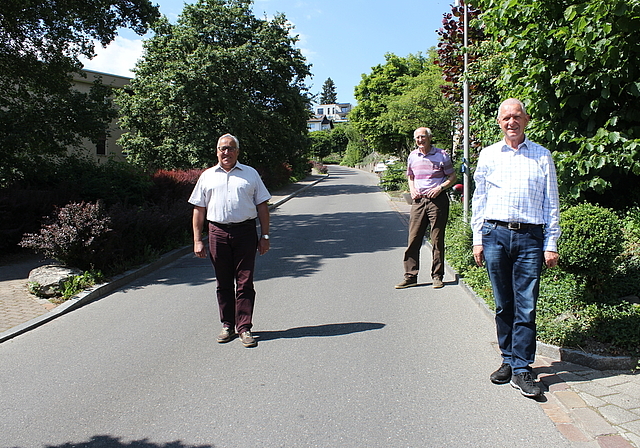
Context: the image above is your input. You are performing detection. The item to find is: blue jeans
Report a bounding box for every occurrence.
[481,221,544,374]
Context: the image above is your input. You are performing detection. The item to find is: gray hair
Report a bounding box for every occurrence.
[218,133,240,148]
[497,98,528,118]
[414,127,433,138]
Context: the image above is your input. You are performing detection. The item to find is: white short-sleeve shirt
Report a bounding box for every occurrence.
[188,163,271,224]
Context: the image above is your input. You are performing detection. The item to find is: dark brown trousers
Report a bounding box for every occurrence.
[403,193,450,280]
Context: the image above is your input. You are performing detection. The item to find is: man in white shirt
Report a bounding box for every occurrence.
[471,99,560,397]
[189,134,271,348]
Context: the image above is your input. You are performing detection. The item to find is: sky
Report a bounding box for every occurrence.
[81,0,453,105]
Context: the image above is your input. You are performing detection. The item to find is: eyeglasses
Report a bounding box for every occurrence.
[217,146,238,153]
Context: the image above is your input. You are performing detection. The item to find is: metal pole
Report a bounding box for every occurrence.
[462,1,470,223]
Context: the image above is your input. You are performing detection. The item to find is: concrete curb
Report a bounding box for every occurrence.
[0,175,327,344]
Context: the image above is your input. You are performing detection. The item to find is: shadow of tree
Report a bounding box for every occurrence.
[43,436,214,448]
[254,321,385,341]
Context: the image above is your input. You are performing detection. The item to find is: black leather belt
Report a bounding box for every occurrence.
[209,219,255,228]
[487,220,543,230]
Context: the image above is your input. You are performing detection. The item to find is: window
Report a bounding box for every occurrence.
[317,108,323,115]
[96,136,107,155]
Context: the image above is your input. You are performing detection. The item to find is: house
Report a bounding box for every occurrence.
[307,102,352,131]
[71,69,131,163]
[307,115,334,132]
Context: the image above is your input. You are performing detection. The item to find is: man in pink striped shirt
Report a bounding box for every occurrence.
[395,127,457,289]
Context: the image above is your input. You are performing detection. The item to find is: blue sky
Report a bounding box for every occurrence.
[82,0,453,105]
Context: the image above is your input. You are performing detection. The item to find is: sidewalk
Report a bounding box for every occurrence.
[1,172,639,447]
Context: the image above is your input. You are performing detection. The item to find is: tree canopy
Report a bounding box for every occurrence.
[0,0,160,186]
[319,78,338,104]
[349,51,455,157]
[472,0,640,205]
[117,0,312,187]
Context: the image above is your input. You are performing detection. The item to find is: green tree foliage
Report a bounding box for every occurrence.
[474,0,640,206]
[349,51,455,158]
[319,77,338,104]
[308,125,348,161]
[0,0,160,186]
[435,3,503,154]
[117,0,312,186]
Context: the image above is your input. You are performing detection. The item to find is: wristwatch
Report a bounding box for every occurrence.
[261,234,270,240]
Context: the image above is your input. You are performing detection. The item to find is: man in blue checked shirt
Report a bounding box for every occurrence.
[471,99,561,398]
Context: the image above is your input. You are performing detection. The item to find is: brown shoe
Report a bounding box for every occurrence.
[239,330,257,347]
[432,278,444,289]
[217,326,235,343]
[395,277,418,289]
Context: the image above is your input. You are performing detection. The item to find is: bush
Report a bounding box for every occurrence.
[558,203,623,279]
[379,161,408,192]
[19,201,112,270]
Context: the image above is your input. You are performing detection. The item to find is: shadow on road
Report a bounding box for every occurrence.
[254,321,386,341]
[35,435,214,447]
[257,210,407,280]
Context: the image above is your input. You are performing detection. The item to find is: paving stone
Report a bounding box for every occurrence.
[596,434,636,448]
[557,390,588,409]
[612,382,640,398]
[580,392,610,408]
[573,407,618,437]
[620,420,640,436]
[572,381,621,398]
[556,423,591,442]
[544,406,573,423]
[603,394,640,411]
[560,371,595,384]
[598,405,640,425]
[594,375,638,387]
[624,431,640,448]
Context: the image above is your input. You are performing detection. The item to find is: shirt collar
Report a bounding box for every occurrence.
[416,146,437,156]
[501,136,531,152]
[214,162,243,173]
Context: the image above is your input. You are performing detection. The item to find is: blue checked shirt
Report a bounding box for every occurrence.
[471,137,561,252]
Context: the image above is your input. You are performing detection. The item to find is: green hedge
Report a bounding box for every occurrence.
[445,201,640,357]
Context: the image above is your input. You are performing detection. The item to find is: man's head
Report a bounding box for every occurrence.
[497,99,530,146]
[217,134,240,171]
[413,127,432,153]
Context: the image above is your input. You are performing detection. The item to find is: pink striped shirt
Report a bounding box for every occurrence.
[406,147,455,195]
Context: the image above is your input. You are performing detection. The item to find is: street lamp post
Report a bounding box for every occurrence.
[455,0,470,223]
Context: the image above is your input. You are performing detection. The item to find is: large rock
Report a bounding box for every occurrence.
[28,265,82,297]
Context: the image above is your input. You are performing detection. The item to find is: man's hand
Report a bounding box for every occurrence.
[194,239,207,258]
[544,251,559,268]
[473,245,484,267]
[257,238,270,255]
[424,186,443,198]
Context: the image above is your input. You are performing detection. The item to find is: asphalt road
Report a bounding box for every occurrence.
[0,166,571,448]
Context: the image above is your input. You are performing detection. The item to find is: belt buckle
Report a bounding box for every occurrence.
[507,222,521,230]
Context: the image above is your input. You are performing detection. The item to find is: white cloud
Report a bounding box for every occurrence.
[80,36,144,77]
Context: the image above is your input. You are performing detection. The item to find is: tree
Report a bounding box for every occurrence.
[308,125,348,160]
[349,51,455,158]
[474,0,640,206]
[319,78,338,104]
[0,0,160,186]
[117,0,312,187]
[435,2,505,157]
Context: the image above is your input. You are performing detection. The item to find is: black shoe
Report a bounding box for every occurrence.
[510,371,542,397]
[490,363,512,384]
[395,277,417,289]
